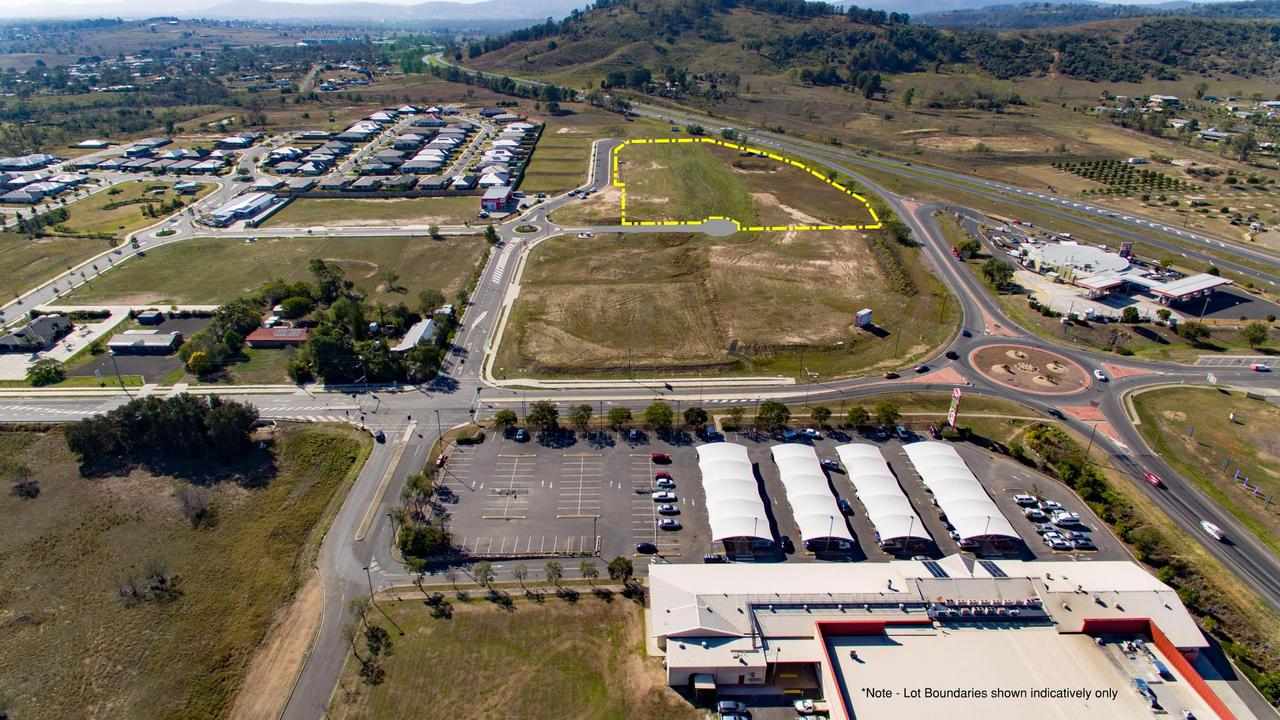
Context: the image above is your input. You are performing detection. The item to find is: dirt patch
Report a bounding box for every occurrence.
[750,192,827,230]
[229,572,324,720]
[916,135,1047,153]
[555,127,585,134]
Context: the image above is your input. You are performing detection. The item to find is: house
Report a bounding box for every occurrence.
[107,330,183,355]
[216,135,253,149]
[1125,157,1147,165]
[298,130,332,141]
[358,163,393,176]
[287,177,318,192]
[1147,94,1181,109]
[206,192,276,227]
[349,176,383,191]
[492,113,521,124]
[393,134,424,150]
[274,161,302,175]
[245,326,309,348]
[478,107,504,117]
[401,159,443,174]
[1198,128,1235,143]
[74,139,111,149]
[0,154,58,171]
[478,172,509,188]
[481,185,513,213]
[253,177,285,191]
[0,189,41,204]
[174,181,200,194]
[0,315,71,352]
[416,175,450,191]
[390,318,437,353]
[383,175,416,190]
[1168,118,1191,130]
[450,174,477,190]
[319,177,351,191]
[135,310,165,325]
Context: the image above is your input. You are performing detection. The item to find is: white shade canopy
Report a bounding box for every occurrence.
[835,443,931,545]
[771,444,853,543]
[697,443,772,542]
[902,442,1018,542]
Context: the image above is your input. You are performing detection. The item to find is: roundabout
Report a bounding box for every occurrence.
[969,344,1090,395]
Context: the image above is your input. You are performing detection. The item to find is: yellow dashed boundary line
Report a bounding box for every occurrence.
[611,137,882,232]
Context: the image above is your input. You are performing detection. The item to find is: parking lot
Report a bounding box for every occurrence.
[434,425,1129,568]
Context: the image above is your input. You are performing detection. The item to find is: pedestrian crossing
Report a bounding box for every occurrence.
[0,404,95,417]
[489,244,515,285]
[262,414,351,424]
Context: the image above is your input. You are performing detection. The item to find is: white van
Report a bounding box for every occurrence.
[1200,520,1226,541]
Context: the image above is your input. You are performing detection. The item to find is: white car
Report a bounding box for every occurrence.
[1014,494,1038,506]
[1093,369,1108,382]
[658,518,682,531]
[578,232,594,239]
[1200,520,1226,541]
[801,428,822,439]
[651,490,677,502]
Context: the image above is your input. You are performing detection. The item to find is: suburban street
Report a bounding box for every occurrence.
[3,71,1280,718]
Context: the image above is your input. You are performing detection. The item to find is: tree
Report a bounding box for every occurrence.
[957,237,982,258]
[280,295,313,319]
[472,560,495,588]
[428,224,442,240]
[418,289,445,316]
[1121,306,1140,324]
[982,258,1016,290]
[683,406,708,428]
[726,406,746,430]
[811,406,832,426]
[756,400,790,431]
[644,402,674,431]
[512,563,529,589]
[579,559,598,585]
[846,405,871,428]
[568,403,593,432]
[873,400,901,427]
[205,397,258,457]
[1156,308,1172,323]
[526,401,559,432]
[1228,130,1258,163]
[26,358,64,386]
[185,350,211,375]
[544,560,563,586]
[455,288,469,307]
[484,224,499,244]
[493,408,518,430]
[607,406,632,431]
[364,624,392,658]
[607,556,634,585]
[1179,321,1211,344]
[1240,320,1269,348]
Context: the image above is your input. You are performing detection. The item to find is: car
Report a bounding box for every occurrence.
[928,424,941,439]
[717,700,749,715]
[1251,363,1271,372]
[949,530,961,542]
[1047,538,1072,551]
[636,542,658,554]
[780,536,795,554]
[476,210,490,219]
[914,364,929,373]
[820,458,840,471]
[1200,520,1226,541]
[794,699,817,713]
[513,428,529,442]
[961,328,972,337]
[655,477,676,489]
[1047,407,1065,419]
[655,470,674,481]
[837,497,854,515]
[1052,512,1083,527]
[872,426,890,441]
[782,429,799,441]
[1039,500,1063,513]
[883,371,900,379]
[1014,494,1038,506]
[1093,369,1108,382]
[945,350,959,360]
[656,504,680,516]
[373,430,386,443]
[703,553,727,563]
[1033,523,1056,535]
[651,490,677,502]
[658,518,682,531]
[577,232,594,239]
[652,452,671,463]
[537,192,548,199]
[628,428,640,442]
[1023,508,1048,522]
[801,428,821,439]
[1072,537,1096,550]
[894,425,911,441]
[1144,472,1164,488]
[703,429,724,442]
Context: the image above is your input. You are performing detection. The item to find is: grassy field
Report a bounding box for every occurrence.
[1134,387,1280,557]
[65,234,486,306]
[495,229,956,379]
[327,596,699,720]
[262,196,484,228]
[0,231,112,299]
[58,181,212,238]
[520,106,669,194]
[0,424,370,720]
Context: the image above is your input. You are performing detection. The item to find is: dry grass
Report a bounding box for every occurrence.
[0,425,370,720]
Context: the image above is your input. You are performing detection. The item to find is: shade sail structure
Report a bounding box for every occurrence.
[771,444,853,544]
[902,442,1018,543]
[834,443,931,546]
[696,443,772,542]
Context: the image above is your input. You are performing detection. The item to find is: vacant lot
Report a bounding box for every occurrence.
[262,196,482,228]
[0,231,110,299]
[520,106,668,194]
[1134,387,1280,556]
[58,181,212,238]
[0,424,370,720]
[496,230,955,378]
[327,596,698,720]
[66,234,486,306]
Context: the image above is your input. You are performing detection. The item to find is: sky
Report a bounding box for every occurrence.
[0,0,494,7]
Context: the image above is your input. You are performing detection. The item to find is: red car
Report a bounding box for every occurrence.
[651,452,671,463]
[1144,472,1164,488]
[655,471,673,481]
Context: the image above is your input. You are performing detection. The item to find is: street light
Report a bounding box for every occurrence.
[107,349,132,398]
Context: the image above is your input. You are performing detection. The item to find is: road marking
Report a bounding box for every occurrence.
[354,421,417,542]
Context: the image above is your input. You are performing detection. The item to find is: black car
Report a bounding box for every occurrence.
[1047,408,1065,419]
[513,428,529,442]
[636,542,658,554]
[780,535,795,554]
[703,553,727,564]
[914,364,929,373]
[838,497,854,515]
[374,430,386,443]
[961,328,972,337]
[945,350,959,360]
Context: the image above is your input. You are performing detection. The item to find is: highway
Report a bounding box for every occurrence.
[3,72,1280,717]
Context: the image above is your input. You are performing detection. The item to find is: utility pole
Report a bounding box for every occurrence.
[435,408,443,447]
[108,350,132,399]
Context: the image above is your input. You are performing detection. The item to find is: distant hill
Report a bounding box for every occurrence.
[920,0,1280,29]
[470,0,1280,86]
